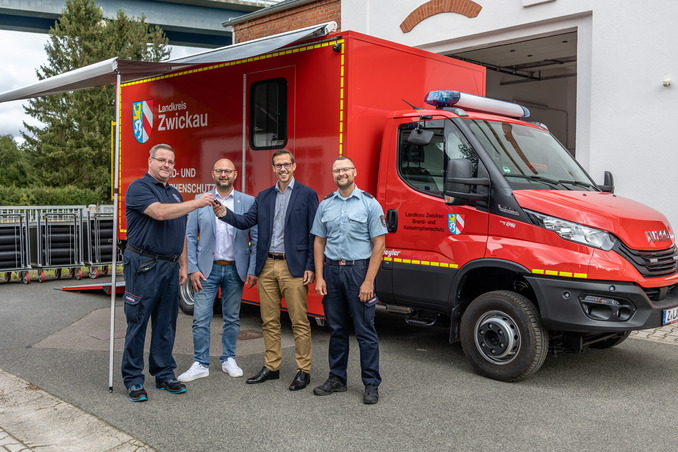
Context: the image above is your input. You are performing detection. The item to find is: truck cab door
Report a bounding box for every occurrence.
[378,118,490,311]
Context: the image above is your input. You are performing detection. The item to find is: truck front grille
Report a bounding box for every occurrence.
[614,242,678,278]
[643,284,677,305]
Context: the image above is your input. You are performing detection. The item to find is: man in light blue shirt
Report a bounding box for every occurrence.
[178,158,257,383]
[311,156,387,404]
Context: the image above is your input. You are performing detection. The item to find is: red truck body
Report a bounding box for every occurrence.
[116,29,678,381]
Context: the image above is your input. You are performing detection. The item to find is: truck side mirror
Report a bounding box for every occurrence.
[444,159,490,205]
[407,128,434,146]
[599,171,615,193]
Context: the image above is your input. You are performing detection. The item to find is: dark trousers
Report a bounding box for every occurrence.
[322,259,381,387]
[121,249,180,388]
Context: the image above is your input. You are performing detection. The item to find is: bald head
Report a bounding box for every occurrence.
[212,158,238,195]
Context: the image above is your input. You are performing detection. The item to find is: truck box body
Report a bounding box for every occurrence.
[118,31,485,316]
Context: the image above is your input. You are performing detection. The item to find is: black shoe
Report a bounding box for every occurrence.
[246,366,280,384]
[128,384,148,402]
[155,378,186,394]
[313,375,347,396]
[289,370,310,391]
[363,384,379,404]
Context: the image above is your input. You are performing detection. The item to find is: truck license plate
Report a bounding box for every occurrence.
[662,307,678,325]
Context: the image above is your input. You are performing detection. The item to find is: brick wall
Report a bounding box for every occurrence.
[233,0,341,43]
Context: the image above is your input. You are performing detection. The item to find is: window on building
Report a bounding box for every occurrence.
[249,78,287,149]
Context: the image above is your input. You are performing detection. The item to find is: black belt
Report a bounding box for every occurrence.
[126,244,180,262]
[326,258,370,266]
[268,253,286,260]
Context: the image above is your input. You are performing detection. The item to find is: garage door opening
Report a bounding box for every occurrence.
[449,31,577,155]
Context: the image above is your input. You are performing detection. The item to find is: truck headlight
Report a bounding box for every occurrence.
[525,209,617,251]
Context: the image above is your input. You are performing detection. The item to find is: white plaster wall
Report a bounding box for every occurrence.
[342,0,678,231]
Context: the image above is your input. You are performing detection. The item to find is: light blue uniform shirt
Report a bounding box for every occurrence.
[311,185,387,261]
[270,178,295,253]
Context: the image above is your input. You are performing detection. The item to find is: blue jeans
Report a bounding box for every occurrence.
[192,263,244,366]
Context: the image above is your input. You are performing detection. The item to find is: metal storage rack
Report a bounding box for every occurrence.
[0,205,117,283]
[34,209,85,282]
[85,208,118,278]
[0,212,31,283]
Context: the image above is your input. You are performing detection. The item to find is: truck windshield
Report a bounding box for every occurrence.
[465,119,597,191]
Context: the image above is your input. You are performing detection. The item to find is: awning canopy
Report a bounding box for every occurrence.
[0,21,337,103]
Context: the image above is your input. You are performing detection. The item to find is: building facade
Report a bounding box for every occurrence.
[229,0,678,230]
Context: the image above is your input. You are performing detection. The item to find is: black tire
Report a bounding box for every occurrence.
[590,331,631,349]
[178,280,222,316]
[460,290,548,382]
[179,280,195,315]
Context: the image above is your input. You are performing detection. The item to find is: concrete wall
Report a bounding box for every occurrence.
[342,0,678,231]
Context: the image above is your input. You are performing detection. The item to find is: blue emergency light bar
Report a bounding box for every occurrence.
[424,90,530,119]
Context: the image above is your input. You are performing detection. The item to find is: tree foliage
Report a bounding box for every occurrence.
[0,135,35,187]
[21,0,170,203]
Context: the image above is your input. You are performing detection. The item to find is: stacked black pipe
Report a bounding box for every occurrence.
[40,213,81,267]
[0,214,28,270]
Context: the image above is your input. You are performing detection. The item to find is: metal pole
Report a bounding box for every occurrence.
[109,69,122,392]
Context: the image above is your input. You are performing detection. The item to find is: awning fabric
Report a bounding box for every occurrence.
[0,21,337,103]
[168,21,337,65]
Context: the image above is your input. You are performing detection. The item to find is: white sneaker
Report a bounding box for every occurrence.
[177,362,209,382]
[221,357,243,377]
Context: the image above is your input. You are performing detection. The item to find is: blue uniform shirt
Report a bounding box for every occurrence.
[311,186,387,260]
[125,172,186,256]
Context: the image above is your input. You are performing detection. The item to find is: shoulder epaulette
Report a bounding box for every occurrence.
[323,192,334,200]
[362,191,374,199]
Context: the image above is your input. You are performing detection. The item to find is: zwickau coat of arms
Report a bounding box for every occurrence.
[132,100,153,144]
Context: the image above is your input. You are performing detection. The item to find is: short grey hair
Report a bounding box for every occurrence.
[150,144,175,158]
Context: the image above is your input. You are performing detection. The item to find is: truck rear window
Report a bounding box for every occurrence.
[249,78,288,150]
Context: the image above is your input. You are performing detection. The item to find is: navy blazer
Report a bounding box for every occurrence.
[221,180,319,278]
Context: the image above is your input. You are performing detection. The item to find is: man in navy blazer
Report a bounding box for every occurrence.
[215,149,318,391]
[178,158,257,383]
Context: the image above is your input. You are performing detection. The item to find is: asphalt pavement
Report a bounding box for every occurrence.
[1,275,678,451]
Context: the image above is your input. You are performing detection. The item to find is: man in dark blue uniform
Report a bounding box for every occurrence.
[311,156,387,404]
[122,143,214,402]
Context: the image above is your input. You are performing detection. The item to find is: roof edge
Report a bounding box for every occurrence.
[222,0,318,27]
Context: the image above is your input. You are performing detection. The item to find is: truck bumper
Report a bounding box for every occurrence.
[524,275,678,332]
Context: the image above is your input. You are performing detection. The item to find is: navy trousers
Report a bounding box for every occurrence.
[322,260,381,387]
[121,249,180,388]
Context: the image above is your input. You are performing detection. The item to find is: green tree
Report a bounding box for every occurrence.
[22,0,169,202]
[0,135,35,187]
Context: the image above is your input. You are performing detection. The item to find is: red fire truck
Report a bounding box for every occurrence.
[117,30,678,381]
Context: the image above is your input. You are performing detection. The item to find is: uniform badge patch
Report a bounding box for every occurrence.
[380,215,386,227]
[448,213,464,235]
[133,100,153,144]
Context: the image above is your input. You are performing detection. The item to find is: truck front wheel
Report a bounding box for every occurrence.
[460,290,548,382]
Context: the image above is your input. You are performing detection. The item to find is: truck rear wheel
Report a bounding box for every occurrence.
[178,280,222,316]
[179,280,195,315]
[460,290,548,382]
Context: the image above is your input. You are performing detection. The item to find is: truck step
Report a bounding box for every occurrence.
[405,310,443,327]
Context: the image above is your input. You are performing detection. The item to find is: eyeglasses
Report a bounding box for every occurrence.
[273,162,293,170]
[213,169,235,175]
[151,157,175,166]
[331,167,355,174]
